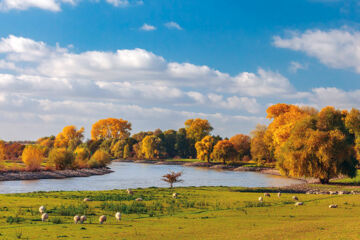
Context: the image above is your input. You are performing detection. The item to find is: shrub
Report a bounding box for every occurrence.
[21,145,45,171]
[74,147,90,168]
[48,148,75,170]
[88,149,111,168]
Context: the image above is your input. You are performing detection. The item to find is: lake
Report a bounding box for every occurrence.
[0,162,303,193]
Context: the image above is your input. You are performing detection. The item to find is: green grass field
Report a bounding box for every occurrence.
[0,186,359,239]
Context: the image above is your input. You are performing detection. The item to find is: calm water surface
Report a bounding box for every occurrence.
[0,162,303,193]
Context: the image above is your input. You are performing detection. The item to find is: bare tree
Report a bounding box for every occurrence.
[162,171,183,188]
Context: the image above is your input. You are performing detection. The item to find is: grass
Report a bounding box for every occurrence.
[0,186,359,239]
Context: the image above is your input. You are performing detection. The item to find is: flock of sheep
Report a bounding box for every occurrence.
[258,192,338,208]
[38,189,179,224]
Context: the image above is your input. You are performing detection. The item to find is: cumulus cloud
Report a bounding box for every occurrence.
[274,29,360,73]
[140,23,156,31]
[0,0,76,12]
[164,21,182,30]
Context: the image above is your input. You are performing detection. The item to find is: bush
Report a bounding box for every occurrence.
[21,145,45,171]
[89,149,111,168]
[48,148,75,170]
[74,147,90,168]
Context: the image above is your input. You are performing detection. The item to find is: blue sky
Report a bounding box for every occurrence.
[0,0,360,140]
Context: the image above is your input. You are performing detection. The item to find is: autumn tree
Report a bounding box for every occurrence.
[229,134,251,161]
[88,149,111,168]
[210,140,237,164]
[141,135,163,159]
[0,141,6,168]
[22,145,45,171]
[74,147,90,168]
[54,125,84,150]
[91,118,131,140]
[162,171,183,188]
[195,136,215,162]
[185,118,213,142]
[48,148,75,170]
[345,108,360,159]
[250,125,274,164]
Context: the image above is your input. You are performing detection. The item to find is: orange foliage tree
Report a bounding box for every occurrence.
[229,134,251,161]
[185,118,213,142]
[54,126,84,150]
[21,145,45,171]
[91,118,131,140]
[195,136,215,162]
[210,140,237,164]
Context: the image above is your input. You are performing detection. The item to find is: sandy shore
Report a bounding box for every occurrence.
[0,167,113,181]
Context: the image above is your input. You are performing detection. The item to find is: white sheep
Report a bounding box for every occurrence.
[295,202,303,206]
[258,196,263,202]
[329,204,338,208]
[99,215,107,224]
[172,193,178,199]
[127,189,133,195]
[115,212,121,221]
[83,198,91,202]
[135,198,143,201]
[292,196,298,201]
[74,215,80,224]
[80,215,87,224]
[41,213,48,222]
[264,193,270,197]
[39,206,46,214]
[277,192,281,197]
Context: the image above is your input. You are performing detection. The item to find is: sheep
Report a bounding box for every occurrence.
[277,192,281,197]
[99,215,107,224]
[295,202,303,206]
[83,198,91,202]
[258,196,263,202]
[74,215,80,224]
[115,212,121,221]
[135,198,143,201]
[172,193,178,199]
[80,215,87,224]
[41,213,48,222]
[264,193,270,197]
[39,206,46,214]
[126,189,133,195]
[329,204,338,208]
[292,196,298,201]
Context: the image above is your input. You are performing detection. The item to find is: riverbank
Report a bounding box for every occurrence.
[0,167,113,181]
[1,186,360,239]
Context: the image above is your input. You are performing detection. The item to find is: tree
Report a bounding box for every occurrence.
[229,134,251,161]
[123,144,130,159]
[184,118,213,142]
[345,108,360,159]
[88,149,111,168]
[22,145,45,171]
[195,136,215,162]
[250,125,274,164]
[162,171,183,188]
[210,140,237,164]
[163,130,177,158]
[141,135,162,159]
[175,128,190,158]
[74,147,90,168]
[54,126,84,150]
[48,148,75,170]
[91,118,132,140]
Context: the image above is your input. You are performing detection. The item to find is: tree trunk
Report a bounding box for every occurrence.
[170,183,173,188]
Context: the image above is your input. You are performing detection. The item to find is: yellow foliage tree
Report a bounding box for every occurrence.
[185,118,213,142]
[91,118,132,140]
[22,145,45,171]
[88,149,111,168]
[141,135,162,159]
[250,125,274,164]
[195,136,215,162]
[54,126,84,150]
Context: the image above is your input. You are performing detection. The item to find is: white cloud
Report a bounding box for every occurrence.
[308,87,360,109]
[140,23,156,31]
[0,0,75,12]
[274,29,360,73]
[289,61,308,73]
[164,21,182,30]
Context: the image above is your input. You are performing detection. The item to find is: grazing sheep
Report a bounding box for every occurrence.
[80,215,87,224]
[292,196,298,201]
[264,193,270,197]
[258,196,263,202]
[115,212,121,221]
[172,193,178,199]
[41,213,48,222]
[277,192,281,197]
[39,206,46,214]
[74,215,80,224]
[295,202,303,206]
[99,215,107,224]
[329,204,338,208]
[83,198,91,202]
[135,198,143,201]
[127,189,133,195]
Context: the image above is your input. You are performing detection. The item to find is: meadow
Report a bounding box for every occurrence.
[0,186,359,239]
